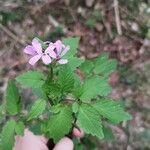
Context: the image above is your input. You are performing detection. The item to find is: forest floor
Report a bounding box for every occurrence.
[0,0,150,149]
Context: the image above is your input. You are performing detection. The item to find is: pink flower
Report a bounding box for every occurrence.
[52,40,70,64]
[24,38,56,65]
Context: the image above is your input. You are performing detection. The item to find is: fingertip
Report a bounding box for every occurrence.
[53,137,73,150]
[73,128,84,138]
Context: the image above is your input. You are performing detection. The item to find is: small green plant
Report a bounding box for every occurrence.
[0,37,132,150]
[85,10,103,29]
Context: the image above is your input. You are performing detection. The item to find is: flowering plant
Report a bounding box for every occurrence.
[0,37,132,150]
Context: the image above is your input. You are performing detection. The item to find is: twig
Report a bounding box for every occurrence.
[0,23,25,46]
[114,0,122,35]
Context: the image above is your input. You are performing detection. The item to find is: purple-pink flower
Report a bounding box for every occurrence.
[24,38,69,65]
[51,40,70,64]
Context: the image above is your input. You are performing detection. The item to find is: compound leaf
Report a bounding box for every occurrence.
[1,120,16,150]
[76,104,104,139]
[46,106,73,143]
[16,70,45,88]
[27,99,46,121]
[79,76,111,102]
[6,80,21,115]
[92,99,132,124]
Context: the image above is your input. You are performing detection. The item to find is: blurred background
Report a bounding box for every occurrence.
[0,0,150,149]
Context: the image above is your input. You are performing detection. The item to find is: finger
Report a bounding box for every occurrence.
[13,129,48,150]
[72,128,84,138]
[53,137,73,150]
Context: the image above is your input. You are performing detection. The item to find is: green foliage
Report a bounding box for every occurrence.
[0,9,25,25]
[5,80,21,115]
[63,37,84,70]
[86,18,96,29]
[1,120,16,150]
[92,99,132,124]
[85,9,103,29]
[1,37,132,146]
[78,76,112,102]
[58,65,74,92]
[15,121,25,136]
[63,37,80,57]
[45,106,73,143]
[103,127,114,140]
[72,102,79,113]
[80,53,117,77]
[68,57,84,71]
[0,104,5,122]
[27,99,46,121]
[16,70,45,88]
[77,104,104,139]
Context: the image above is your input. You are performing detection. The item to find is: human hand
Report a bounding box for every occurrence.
[13,128,84,150]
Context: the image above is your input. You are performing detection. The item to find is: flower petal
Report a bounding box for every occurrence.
[24,45,37,55]
[29,55,41,65]
[42,55,52,65]
[54,40,63,54]
[32,38,43,54]
[58,59,68,64]
[61,45,70,56]
[45,45,56,58]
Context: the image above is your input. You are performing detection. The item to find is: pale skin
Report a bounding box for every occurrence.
[13,128,84,150]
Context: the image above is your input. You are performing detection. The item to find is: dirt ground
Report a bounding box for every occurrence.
[0,0,150,149]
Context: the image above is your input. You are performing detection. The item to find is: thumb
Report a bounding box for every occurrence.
[53,137,73,150]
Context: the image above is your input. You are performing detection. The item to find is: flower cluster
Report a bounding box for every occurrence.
[24,38,70,65]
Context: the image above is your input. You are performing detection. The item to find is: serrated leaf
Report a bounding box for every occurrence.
[29,122,43,135]
[63,37,80,57]
[80,60,94,75]
[5,80,21,115]
[77,104,104,139]
[43,81,62,100]
[27,99,46,121]
[32,88,48,100]
[46,106,73,143]
[72,102,79,113]
[93,54,117,75]
[92,99,132,124]
[79,76,111,102]
[68,57,84,71]
[1,120,16,150]
[15,121,25,136]
[103,127,114,140]
[73,75,84,99]
[16,70,45,88]
[0,104,5,122]
[58,65,74,92]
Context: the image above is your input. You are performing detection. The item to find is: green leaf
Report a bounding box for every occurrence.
[63,37,80,57]
[29,122,43,135]
[76,104,104,139]
[32,88,48,100]
[0,104,5,122]
[16,70,45,88]
[46,106,73,143]
[27,99,46,121]
[15,121,25,136]
[5,80,21,115]
[58,65,74,92]
[93,54,117,75]
[1,120,16,150]
[79,76,111,102]
[80,60,94,75]
[92,99,132,124]
[72,102,79,113]
[68,57,84,71]
[103,127,114,140]
[73,75,84,99]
